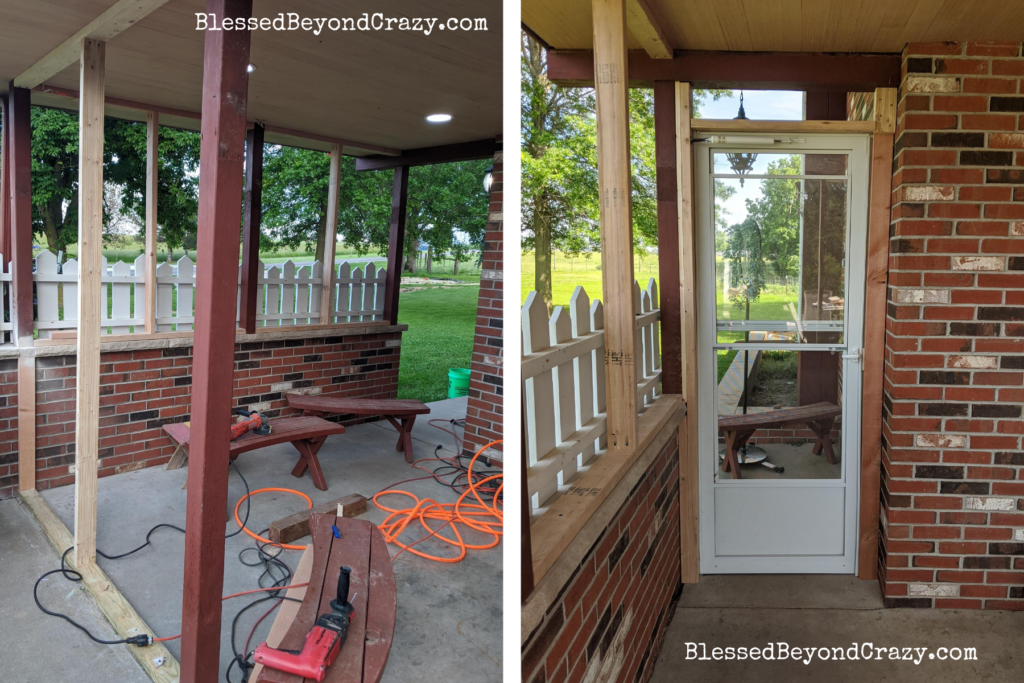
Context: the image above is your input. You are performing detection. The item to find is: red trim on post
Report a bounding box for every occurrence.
[653,81,681,395]
[7,85,33,347]
[180,1,251,680]
[241,122,264,334]
[1,95,11,261]
[383,165,409,325]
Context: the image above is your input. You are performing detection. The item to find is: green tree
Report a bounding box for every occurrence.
[743,155,801,278]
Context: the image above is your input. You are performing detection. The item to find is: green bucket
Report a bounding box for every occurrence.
[448,368,472,398]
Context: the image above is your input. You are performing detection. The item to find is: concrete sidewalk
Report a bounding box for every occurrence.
[1,396,503,682]
[651,575,1024,682]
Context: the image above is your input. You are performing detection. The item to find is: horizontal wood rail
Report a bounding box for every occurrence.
[529,395,686,583]
[693,119,876,135]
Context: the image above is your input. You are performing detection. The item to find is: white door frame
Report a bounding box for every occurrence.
[693,133,871,574]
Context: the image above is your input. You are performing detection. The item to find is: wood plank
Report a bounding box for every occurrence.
[859,87,896,581]
[321,519,371,683]
[268,494,368,545]
[17,356,35,491]
[19,489,180,682]
[625,0,673,59]
[874,88,897,135]
[531,395,685,581]
[8,85,33,347]
[675,82,700,584]
[181,2,252,678]
[14,0,171,89]
[286,394,429,416]
[363,524,397,683]
[241,123,265,333]
[692,118,876,135]
[0,94,10,260]
[521,406,535,602]
[592,0,638,450]
[545,50,902,90]
[73,38,105,568]
[355,139,496,171]
[383,166,409,325]
[653,81,681,395]
[249,544,313,682]
[144,111,158,334]
[319,144,341,324]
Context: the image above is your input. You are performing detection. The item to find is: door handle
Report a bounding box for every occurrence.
[841,348,862,363]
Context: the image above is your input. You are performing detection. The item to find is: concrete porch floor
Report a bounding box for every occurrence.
[651,574,1024,682]
[0,396,502,682]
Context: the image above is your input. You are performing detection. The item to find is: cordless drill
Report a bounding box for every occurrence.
[253,566,355,682]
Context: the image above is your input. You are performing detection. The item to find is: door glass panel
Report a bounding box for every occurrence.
[715,348,842,481]
[714,153,849,345]
[713,152,848,177]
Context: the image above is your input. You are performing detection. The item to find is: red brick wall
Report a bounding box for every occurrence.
[881,41,1024,610]
[522,436,681,683]
[464,139,504,460]
[0,328,402,498]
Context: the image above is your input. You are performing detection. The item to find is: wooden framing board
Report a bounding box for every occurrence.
[592,0,638,450]
[318,144,341,324]
[653,81,680,394]
[181,1,251,677]
[858,87,896,581]
[675,82,700,584]
[241,123,265,333]
[355,139,496,171]
[17,356,35,491]
[691,118,876,135]
[0,95,10,259]
[14,0,171,89]
[144,111,158,334]
[8,85,34,347]
[530,395,686,582]
[383,165,410,325]
[19,489,180,681]
[625,0,672,59]
[73,38,105,568]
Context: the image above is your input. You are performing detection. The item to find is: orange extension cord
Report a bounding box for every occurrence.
[155,439,503,642]
[373,439,503,563]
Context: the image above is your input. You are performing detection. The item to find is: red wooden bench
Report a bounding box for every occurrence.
[255,513,396,683]
[286,394,430,464]
[718,401,841,479]
[161,415,346,491]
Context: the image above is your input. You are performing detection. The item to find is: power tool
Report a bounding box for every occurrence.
[230,408,271,441]
[253,566,355,682]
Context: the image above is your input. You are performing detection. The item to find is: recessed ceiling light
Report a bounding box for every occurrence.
[426,113,452,123]
[247,64,256,73]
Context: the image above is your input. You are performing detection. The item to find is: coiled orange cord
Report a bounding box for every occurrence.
[373,439,503,562]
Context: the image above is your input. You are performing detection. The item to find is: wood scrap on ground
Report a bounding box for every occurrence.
[268,494,368,545]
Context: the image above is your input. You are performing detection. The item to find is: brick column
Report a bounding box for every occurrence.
[881,41,1024,610]
[463,138,503,461]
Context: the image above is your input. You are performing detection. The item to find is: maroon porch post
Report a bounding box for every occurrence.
[180,0,251,680]
[653,81,681,394]
[7,85,33,347]
[383,164,409,325]
[240,122,264,334]
[1,95,11,260]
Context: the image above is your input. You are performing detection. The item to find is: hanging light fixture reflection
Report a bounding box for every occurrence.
[726,91,757,186]
[483,164,494,193]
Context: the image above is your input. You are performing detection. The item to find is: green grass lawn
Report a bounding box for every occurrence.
[396,284,478,402]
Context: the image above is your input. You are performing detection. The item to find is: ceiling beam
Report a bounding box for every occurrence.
[626,0,672,59]
[355,139,497,171]
[547,50,901,91]
[14,0,171,89]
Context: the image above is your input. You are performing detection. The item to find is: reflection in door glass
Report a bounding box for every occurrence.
[715,349,842,481]
[714,153,848,344]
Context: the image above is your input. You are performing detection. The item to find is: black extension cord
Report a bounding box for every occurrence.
[32,459,255,654]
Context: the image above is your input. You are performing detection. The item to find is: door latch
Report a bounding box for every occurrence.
[841,348,863,364]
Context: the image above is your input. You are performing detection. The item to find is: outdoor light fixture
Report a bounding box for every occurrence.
[247,64,256,73]
[483,164,494,193]
[726,92,757,186]
[426,113,452,123]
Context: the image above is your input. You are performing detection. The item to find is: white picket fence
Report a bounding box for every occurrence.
[523,279,662,513]
[27,250,386,336]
